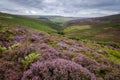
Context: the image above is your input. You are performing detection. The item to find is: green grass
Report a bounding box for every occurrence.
[50,17,73,25]
[64,25,91,32]
[64,24,120,43]
[83,41,120,64]
[102,48,120,64]
[0,13,62,33]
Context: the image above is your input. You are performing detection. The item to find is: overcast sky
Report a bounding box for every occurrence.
[0,0,120,17]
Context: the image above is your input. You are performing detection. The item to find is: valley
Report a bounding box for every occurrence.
[0,12,120,80]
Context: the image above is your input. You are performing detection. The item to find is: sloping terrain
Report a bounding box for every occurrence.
[0,12,62,33]
[64,14,120,26]
[64,14,120,44]
[24,15,78,26]
[0,13,120,80]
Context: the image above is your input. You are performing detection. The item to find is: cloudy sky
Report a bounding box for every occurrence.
[0,0,120,17]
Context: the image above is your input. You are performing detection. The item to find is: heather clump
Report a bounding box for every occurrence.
[30,32,45,42]
[2,43,33,61]
[22,59,96,80]
[74,54,112,78]
[0,59,22,80]
[39,43,63,60]
[74,54,99,67]
[62,51,78,60]
[104,70,120,80]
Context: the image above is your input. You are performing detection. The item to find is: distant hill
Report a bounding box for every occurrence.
[23,15,80,26]
[64,14,120,26]
[0,12,62,33]
[64,14,120,43]
[1,12,120,43]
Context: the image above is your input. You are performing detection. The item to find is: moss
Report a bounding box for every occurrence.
[80,52,96,59]
[45,40,58,49]
[50,42,58,49]
[102,48,120,64]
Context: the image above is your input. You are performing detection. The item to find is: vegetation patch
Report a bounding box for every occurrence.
[22,52,40,70]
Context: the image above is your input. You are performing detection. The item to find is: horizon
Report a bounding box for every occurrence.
[0,0,120,17]
[1,11,120,18]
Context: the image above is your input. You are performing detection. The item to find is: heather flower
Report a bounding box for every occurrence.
[72,44,90,52]
[31,43,63,60]
[30,33,44,42]
[74,54,115,78]
[4,43,35,62]
[74,54,101,74]
[14,35,28,43]
[14,26,29,34]
[57,42,70,50]
[4,69,21,80]
[0,59,22,80]
[39,44,62,60]
[75,54,99,66]
[105,70,120,80]
[22,59,96,80]
[62,51,77,60]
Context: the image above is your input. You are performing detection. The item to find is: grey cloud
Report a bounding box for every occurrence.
[0,0,120,17]
[12,0,44,9]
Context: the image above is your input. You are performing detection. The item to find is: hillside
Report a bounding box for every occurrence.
[64,14,120,26]
[64,14,120,44]
[0,12,62,33]
[0,20,120,80]
[23,15,79,26]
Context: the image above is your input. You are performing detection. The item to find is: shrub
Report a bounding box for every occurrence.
[0,59,22,80]
[30,33,44,42]
[57,42,70,50]
[74,54,114,78]
[105,70,120,80]
[97,42,120,48]
[3,43,30,61]
[14,35,29,43]
[57,31,64,35]
[75,54,99,66]
[22,59,96,80]
[31,43,63,60]
[22,52,40,70]
[62,51,77,60]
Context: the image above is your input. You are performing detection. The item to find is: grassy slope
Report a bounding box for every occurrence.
[49,17,74,25]
[0,13,62,33]
[24,15,76,26]
[64,24,120,42]
[64,14,120,44]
